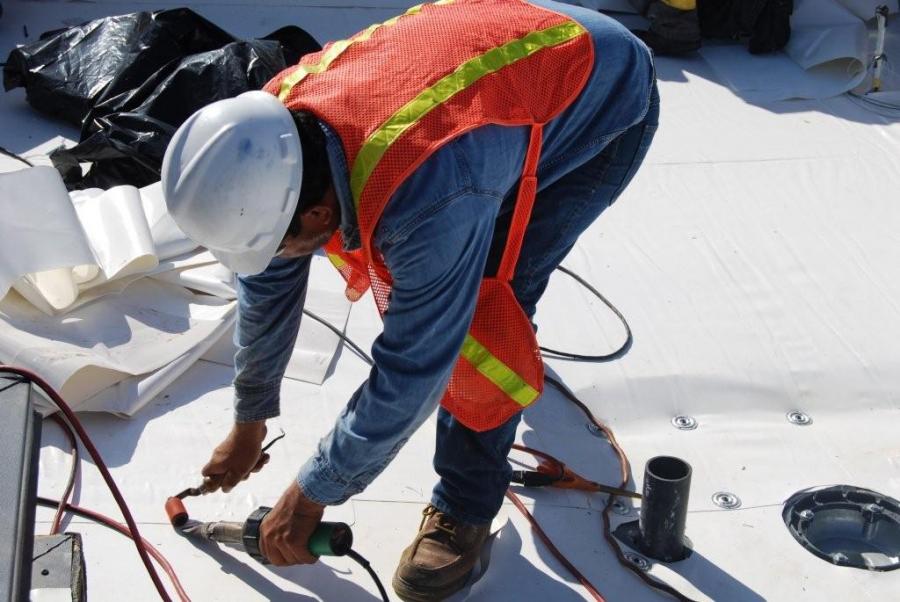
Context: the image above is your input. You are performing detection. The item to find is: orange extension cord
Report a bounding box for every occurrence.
[35,496,191,601]
[47,413,78,536]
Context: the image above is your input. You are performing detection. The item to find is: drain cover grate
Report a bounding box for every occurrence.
[783,485,900,571]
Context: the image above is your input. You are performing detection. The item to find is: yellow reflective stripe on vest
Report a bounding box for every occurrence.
[662,0,696,10]
[277,0,455,101]
[326,252,347,269]
[350,20,586,207]
[459,334,540,407]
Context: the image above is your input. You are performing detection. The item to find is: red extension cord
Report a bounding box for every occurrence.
[36,496,191,601]
[1,366,182,601]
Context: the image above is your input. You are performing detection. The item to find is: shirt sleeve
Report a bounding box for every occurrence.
[232,255,311,423]
[296,190,501,504]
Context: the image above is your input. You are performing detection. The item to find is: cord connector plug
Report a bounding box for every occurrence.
[511,470,558,487]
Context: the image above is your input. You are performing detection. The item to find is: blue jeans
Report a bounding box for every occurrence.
[431,83,660,525]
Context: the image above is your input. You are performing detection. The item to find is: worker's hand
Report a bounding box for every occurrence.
[260,481,325,566]
[201,421,269,493]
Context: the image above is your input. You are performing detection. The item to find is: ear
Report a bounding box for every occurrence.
[301,203,333,228]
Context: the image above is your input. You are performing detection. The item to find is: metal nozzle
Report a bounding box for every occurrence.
[178,519,245,546]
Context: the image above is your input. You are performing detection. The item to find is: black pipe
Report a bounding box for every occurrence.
[639,455,692,562]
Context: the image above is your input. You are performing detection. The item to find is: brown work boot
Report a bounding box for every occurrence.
[392,505,491,602]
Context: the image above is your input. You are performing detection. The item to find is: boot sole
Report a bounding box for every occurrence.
[391,569,473,602]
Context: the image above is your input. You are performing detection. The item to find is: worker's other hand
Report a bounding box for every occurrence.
[260,481,325,566]
[201,421,269,493]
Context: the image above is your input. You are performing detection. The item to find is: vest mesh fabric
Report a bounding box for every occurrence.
[442,279,544,428]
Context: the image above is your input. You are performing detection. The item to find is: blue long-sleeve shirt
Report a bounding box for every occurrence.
[231,1,654,505]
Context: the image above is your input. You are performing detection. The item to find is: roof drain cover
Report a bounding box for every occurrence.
[783,485,900,571]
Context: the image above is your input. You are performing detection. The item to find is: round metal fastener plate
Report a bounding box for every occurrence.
[610,499,631,515]
[624,552,651,571]
[712,491,742,509]
[787,410,812,425]
[672,415,698,430]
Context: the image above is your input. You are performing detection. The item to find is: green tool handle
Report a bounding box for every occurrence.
[309,521,354,557]
[242,507,354,561]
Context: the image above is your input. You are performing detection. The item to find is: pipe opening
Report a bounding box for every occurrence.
[647,456,691,482]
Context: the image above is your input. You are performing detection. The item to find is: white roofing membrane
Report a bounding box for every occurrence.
[2,0,900,600]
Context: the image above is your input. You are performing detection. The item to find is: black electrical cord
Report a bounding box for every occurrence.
[306,264,630,367]
[303,308,374,365]
[0,374,27,394]
[347,549,390,602]
[539,265,632,362]
[0,145,33,166]
[0,146,622,367]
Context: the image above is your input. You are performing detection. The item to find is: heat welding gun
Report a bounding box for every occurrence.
[164,485,353,560]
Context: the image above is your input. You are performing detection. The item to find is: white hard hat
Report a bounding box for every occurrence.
[161,91,302,275]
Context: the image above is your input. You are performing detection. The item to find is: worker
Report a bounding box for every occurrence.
[162,0,657,599]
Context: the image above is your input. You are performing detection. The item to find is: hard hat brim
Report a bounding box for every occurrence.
[208,230,285,276]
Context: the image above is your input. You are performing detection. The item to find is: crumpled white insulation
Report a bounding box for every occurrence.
[0,168,197,313]
[0,279,235,416]
[0,161,350,414]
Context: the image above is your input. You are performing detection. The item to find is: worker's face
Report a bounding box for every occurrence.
[276,187,339,259]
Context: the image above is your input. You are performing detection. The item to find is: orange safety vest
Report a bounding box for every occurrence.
[264,0,594,431]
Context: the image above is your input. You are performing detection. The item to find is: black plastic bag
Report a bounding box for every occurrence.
[55,38,292,189]
[632,1,701,56]
[697,0,792,55]
[745,0,792,55]
[3,9,320,189]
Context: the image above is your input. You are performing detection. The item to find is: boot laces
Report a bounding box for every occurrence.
[419,504,438,530]
[421,505,460,543]
[435,518,457,537]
